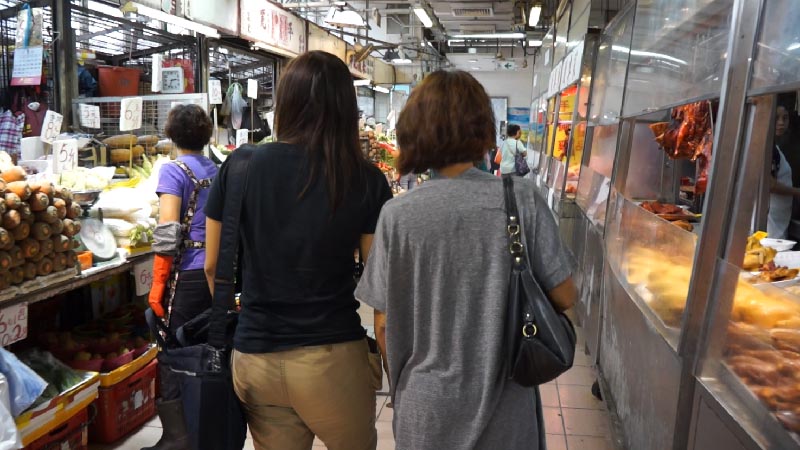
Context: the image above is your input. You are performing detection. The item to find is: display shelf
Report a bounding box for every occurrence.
[0,253,150,310]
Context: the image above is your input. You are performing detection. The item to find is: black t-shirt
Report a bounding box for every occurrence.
[205,143,392,353]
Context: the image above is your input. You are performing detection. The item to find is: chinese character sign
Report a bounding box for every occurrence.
[241,0,305,56]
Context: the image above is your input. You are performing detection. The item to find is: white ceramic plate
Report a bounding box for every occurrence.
[761,238,797,252]
[744,271,800,288]
[775,251,800,268]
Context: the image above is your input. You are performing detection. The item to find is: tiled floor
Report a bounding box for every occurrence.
[90,305,621,450]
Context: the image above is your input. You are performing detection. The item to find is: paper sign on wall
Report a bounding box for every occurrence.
[0,302,28,347]
[134,256,154,296]
[209,79,222,104]
[52,139,78,174]
[79,104,100,129]
[120,97,143,131]
[40,110,63,144]
[151,54,163,92]
[247,79,258,99]
[236,129,248,147]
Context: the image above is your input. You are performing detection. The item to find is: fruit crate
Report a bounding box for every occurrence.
[89,359,157,444]
[24,407,89,450]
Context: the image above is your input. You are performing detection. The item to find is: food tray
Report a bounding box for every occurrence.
[98,345,157,387]
[657,213,700,222]
[16,373,100,446]
[743,271,800,288]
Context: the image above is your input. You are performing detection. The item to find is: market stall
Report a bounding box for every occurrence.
[686,0,800,448]
[594,0,740,448]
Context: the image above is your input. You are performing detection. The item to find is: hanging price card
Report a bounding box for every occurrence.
[151,54,163,93]
[236,129,249,147]
[209,79,222,104]
[0,302,28,347]
[52,139,78,174]
[40,110,63,144]
[134,256,154,296]
[120,97,143,131]
[79,104,100,129]
[247,79,258,99]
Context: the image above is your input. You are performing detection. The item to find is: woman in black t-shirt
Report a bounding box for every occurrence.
[204,51,392,450]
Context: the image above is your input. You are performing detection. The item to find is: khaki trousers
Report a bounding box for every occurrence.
[231,340,378,450]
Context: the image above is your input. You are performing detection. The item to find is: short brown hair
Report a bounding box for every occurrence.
[165,104,213,152]
[397,71,495,174]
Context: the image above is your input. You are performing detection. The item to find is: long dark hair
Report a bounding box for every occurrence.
[274,51,363,210]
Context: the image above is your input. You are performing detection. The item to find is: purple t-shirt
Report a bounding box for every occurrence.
[156,154,218,271]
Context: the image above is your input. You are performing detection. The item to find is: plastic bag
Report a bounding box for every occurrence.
[0,373,21,449]
[0,347,47,417]
[229,84,247,130]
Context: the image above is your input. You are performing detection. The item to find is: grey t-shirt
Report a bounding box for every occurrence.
[356,168,573,449]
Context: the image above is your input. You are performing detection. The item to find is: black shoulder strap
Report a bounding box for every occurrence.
[208,147,254,349]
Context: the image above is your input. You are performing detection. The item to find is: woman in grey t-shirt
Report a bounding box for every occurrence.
[356,71,577,449]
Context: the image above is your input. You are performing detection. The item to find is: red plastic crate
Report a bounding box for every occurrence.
[89,359,157,444]
[25,407,89,450]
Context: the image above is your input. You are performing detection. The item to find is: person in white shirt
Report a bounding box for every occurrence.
[500,124,527,176]
[769,105,800,239]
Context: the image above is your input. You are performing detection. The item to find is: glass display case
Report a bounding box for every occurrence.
[576,7,635,226]
[622,0,734,117]
[690,2,800,446]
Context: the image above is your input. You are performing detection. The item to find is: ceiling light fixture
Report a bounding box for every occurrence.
[120,2,220,37]
[353,79,372,86]
[529,40,543,46]
[324,5,366,28]
[529,4,542,27]
[788,42,800,51]
[452,32,526,39]
[373,86,391,93]
[413,4,433,28]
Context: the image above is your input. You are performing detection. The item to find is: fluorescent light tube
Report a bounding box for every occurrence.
[353,80,372,86]
[452,33,525,39]
[373,86,391,93]
[529,40,543,46]
[413,6,433,28]
[529,5,542,27]
[126,2,220,38]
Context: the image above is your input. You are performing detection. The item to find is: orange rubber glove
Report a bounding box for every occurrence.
[148,254,174,318]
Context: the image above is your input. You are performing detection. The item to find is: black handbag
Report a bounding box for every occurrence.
[503,176,576,387]
[149,147,256,450]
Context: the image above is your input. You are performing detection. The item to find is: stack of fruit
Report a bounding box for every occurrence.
[0,167,81,291]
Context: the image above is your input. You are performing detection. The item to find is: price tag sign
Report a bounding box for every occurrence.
[40,110,63,144]
[151,54,163,93]
[247,79,258,99]
[134,257,154,296]
[209,79,222,104]
[52,139,78,174]
[236,129,249,147]
[0,302,28,347]
[78,104,100,129]
[120,97,143,131]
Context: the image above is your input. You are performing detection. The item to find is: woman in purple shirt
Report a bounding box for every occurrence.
[144,104,218,450]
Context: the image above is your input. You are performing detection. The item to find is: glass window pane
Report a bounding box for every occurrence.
[751,0,800,91]
[622,0,734,116]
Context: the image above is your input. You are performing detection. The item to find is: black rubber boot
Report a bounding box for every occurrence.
[141,399,190,450]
